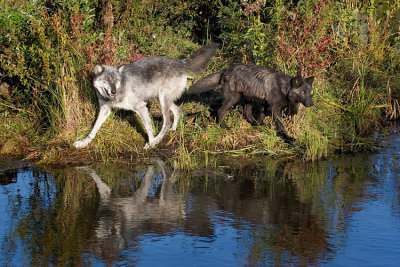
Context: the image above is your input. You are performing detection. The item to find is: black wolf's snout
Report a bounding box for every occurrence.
[305,98,314,107]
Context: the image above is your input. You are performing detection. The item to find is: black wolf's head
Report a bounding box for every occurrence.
[93,65,123,101]
[287,76,314,107]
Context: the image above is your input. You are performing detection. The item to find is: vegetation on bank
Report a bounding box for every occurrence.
[0,0,400,166]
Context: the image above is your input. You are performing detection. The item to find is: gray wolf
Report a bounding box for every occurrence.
[73,43,218,149]
[187,64,314,142]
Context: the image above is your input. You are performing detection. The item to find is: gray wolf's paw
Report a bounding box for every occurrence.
[144,143,151,150]
[144,139,159,149]
[73,138,91,148]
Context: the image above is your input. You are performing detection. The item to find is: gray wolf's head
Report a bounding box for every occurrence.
[93,65,123,101]
[287,76,314,107]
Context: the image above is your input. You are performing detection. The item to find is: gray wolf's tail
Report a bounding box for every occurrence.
[187,71,222,94]
[181,43,219,74]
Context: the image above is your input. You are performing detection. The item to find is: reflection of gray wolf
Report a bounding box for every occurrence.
[76,158,184,251]
[187,64,314,142]
[74,43,218,149]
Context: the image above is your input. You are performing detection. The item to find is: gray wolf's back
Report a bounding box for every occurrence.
[123,57,186,84]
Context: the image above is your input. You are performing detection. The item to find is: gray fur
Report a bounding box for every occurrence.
[73,43,218,149]
[188,64,315,143]
[180,42,220,73]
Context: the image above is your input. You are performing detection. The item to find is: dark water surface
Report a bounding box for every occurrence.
[1,133,400,266]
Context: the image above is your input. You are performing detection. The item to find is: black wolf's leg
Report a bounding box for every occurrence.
[243,103,256,124]
[256,104,268,125]
[218,89,240,128]
[271,105,295,143]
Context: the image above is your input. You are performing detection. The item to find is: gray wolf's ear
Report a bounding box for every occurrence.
[94,65,103,75]
[118,65,125,74]
[305,76,314,87]
[290,76,303,88]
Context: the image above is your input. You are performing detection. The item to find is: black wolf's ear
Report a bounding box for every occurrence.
[290,76,303,88]
[296,67,302,77]
[94,64,104,75]
[305,76,314,87]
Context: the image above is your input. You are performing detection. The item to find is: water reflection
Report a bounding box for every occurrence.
[76,158,185,263]
[1,135,400,266]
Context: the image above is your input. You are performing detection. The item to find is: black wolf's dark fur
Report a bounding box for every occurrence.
[187,64,315,142]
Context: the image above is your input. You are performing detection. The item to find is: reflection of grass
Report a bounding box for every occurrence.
[12,167,99,266]
[184,154,376,265]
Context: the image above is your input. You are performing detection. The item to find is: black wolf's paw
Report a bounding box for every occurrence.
[284,136,296,144]
[277,131,295,144]
[220,121,229,129]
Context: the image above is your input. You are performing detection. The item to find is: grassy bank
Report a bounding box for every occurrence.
[1,0,400,167]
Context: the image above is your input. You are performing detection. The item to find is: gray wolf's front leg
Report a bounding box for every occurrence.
[73,105,111,148]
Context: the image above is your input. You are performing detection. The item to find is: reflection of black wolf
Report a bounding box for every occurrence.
[187,64,315,142]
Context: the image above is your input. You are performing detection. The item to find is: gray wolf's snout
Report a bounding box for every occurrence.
[111,83,117,95]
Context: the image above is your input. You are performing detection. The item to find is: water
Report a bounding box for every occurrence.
[1,133,400,266]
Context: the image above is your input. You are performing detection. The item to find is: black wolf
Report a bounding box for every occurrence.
[187,64,314,142]
[73,43,219,149]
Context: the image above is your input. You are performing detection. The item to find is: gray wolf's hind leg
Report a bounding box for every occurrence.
[151,96,173,147]
[134,103,155,149]
[73,105,111,148]
[170,103,181,131]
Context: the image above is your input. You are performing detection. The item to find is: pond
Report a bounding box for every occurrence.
[1,131,400,266]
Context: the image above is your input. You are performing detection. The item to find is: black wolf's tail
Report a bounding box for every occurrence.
[181,43,219,74]
[187,71,222,94]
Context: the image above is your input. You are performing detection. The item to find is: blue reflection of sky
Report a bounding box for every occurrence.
[323,134,400,266]
[328,200,400,266]
[0,169,34,266]
[119,212,256,267]
[0,168,57,266]
[80,209,260,267]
